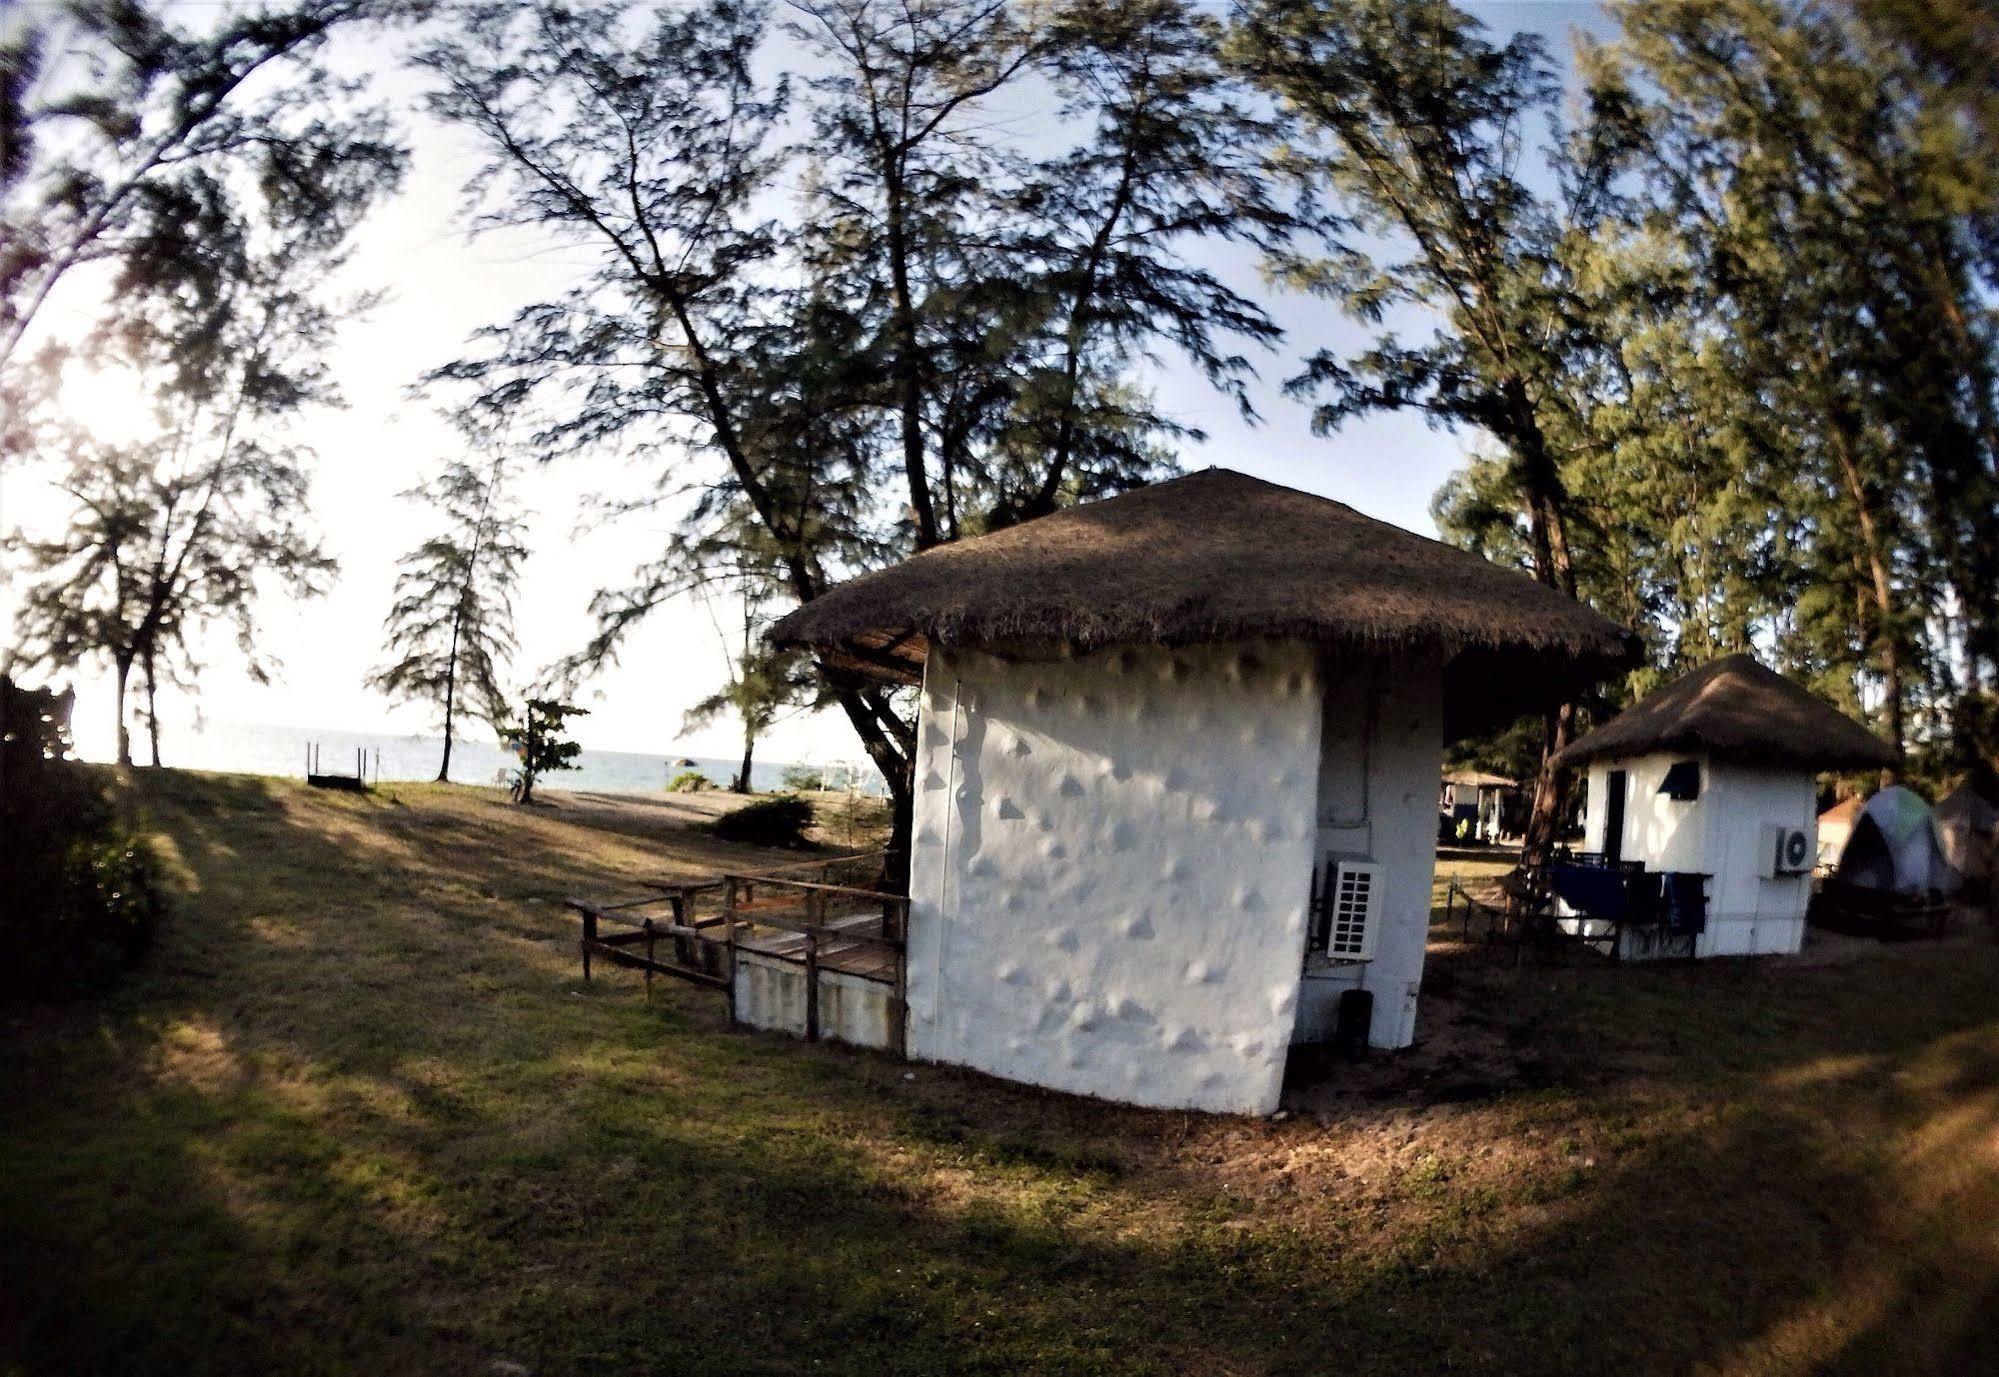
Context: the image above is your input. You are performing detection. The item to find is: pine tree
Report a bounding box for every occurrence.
[1231,0,1619,862]
[1594,0,1999,761]
[6,431,337,767]
[1,50,395,763]
[417,0,1298,871]
[683,555,826,795]
[368,457,529,782]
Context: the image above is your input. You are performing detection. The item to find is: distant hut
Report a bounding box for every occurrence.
[1553,653,1896,959]
[773,469,1635,1114]
[1440,769,1521,844]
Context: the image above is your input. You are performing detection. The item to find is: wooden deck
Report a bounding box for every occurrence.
[736,913,899,980]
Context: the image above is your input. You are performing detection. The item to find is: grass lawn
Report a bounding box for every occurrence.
[3,771,1998,1376]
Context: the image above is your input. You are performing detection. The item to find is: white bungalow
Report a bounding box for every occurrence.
[1553,653,1896,960]
[771,469,1632,1115]
[1441,769,1522,844]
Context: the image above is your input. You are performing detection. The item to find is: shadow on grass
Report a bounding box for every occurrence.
[2,768,1997,1375]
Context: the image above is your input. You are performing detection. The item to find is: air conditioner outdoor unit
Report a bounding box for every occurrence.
[1322,860,1384,961]
[1763,823,1814,877]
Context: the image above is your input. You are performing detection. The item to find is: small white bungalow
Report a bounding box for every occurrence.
[771,469,1633,1114]
[1441,769,1522,844]
[1553,654,1896,960]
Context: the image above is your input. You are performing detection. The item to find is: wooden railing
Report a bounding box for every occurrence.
[566,850,907,1054]
[719,873,909,1057]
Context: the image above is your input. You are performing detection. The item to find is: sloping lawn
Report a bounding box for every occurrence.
[2,770,1997,1376]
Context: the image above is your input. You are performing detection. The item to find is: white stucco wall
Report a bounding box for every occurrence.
[1293,652,1444,1050]
[1582,752,1709,873]
[1580,753,1815,957]
[905,640,1324,1115]
[733,953,897,1051]
[1697,764,1815,955]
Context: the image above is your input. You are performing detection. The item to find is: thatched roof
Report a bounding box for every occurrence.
[1553,653,1896,772]
[770,468,1638,737]
[1445,769,1518,789]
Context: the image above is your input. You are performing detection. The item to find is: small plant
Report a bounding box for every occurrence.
[711,793,815,847]
[498,697,587,804]
[667,768,711,793]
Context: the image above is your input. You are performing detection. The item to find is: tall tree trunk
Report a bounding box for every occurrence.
[112,654,133,767]
[735,731,754,795]
[1827,413,1908,762]
[142,644,162,768]
[1509,394,1582,871]
[438,656,457,784]
[827,680,915,891]
[883,170,938,550]
[1524,702,1576,869]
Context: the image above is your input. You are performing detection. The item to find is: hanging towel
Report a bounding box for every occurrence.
[1549,864,1631,920]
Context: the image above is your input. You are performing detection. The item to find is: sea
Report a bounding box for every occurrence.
[107,719,887,797]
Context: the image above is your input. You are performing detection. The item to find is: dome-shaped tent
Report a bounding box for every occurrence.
[1936,785,1999,888]
[1834,786,1957,896]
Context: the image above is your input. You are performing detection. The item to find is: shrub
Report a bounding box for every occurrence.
[1,676,166,998]
[711,793,815,847]
[667,769,711,793]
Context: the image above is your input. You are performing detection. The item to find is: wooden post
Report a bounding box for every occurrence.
[890,898,909,1060]
[668,890,691,968]
[804,928,820,1043]
[581,905,597,982]
[804,888,824,1043]
[643,917,656,1000]
[724,882,739,1028]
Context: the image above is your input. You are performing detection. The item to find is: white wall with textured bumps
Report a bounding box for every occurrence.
[905,639,1324,1115]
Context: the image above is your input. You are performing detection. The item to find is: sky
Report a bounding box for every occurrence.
[0,0,1614,770]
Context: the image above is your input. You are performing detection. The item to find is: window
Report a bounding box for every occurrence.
[1659,760,1701,801]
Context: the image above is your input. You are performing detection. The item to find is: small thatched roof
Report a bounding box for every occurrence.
[1553,653,1896,772]
[1445,769,1518,789]
[771,468,1637,737]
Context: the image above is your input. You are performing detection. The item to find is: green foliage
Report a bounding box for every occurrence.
[0,0,405,402]
[667,769,712,794]
[498,697,587,805]
[1248,0,1999,777]
[781,764,825,792]
[710,793,815,847]
[1233,0,1620,858]
[2,50,400,764]
[681,554,829,793]
[416,0,1303,821]
[1567,0,1999,759]
[367,456,528,781]
[1232,0,1596,606]
[0,677,163,997]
